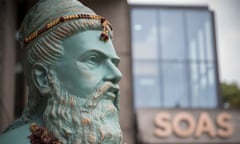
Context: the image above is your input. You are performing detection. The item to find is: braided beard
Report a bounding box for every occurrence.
[42,73,123,144]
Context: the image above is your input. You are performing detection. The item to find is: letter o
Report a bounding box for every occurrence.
[173,112,195,138]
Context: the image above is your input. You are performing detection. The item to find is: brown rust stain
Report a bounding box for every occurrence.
[81,117,91,126]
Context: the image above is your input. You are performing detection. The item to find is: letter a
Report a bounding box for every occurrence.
[195,112,216,138]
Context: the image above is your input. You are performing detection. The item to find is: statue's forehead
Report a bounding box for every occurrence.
[62,30,118,59]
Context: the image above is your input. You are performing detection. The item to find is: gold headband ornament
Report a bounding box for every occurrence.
[24,14,112,45]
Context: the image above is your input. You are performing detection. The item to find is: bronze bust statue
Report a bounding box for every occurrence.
[0,0,123,143]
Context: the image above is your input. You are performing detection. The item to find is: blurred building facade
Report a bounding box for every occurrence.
[0,0,240,144]
[131,5,220,109]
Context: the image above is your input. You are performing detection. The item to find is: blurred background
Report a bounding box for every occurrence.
[0,0,240,143]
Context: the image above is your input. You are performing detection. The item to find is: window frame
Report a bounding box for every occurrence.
[130,4,221,109]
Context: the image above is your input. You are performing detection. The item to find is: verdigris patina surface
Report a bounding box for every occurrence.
[0,0,123,143]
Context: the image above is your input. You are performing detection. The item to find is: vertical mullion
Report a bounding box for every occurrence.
[183,10,192,108]
[156,8,164,107]
[210,10,220,108]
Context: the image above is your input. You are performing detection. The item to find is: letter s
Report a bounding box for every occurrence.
[217,112,234,138]
[154,112,172,138]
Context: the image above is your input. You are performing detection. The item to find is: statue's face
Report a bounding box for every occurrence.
[55,30,122,99]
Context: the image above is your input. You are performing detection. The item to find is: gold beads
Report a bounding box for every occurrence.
[24,14,112,45]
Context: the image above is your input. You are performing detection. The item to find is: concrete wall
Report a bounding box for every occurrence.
[0,0,16,131]
[84,1,135,143]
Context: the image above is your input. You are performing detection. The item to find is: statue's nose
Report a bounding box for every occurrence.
[103,60,122,84]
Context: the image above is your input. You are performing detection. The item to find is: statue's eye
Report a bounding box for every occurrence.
[79,52,104,69]
[86,55,100,65]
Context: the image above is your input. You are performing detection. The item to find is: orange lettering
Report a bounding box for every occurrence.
[217,112,233,138]
[195,112,216,138]
[154,112,172,138]
[173,112,196,138]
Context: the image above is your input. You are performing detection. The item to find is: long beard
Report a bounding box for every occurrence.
[42,76,123,144]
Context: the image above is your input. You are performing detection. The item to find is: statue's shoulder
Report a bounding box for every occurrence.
[0,123,31,144]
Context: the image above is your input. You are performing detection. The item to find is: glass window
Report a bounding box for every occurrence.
[133,62,162,108]
[162,63,189,107]
[131,9,159,60]
[131,6,218,109]
[186,10,215,61]
[190,62,217,107]
[159,9,187,60]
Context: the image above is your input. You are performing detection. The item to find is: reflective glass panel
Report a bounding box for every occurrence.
[133,62,162,108]
[186,10,214,61]
[159,9,186,60]
[131,9,159,60]
[131,7,218,109]
[162,63,189,107]
[190,62,217,107]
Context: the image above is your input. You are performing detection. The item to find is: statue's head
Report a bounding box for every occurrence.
[16,0,123,143]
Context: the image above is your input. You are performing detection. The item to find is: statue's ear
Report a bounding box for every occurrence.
[32,63,51,95]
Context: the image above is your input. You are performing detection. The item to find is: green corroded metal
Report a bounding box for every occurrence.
[0,0,123,144]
